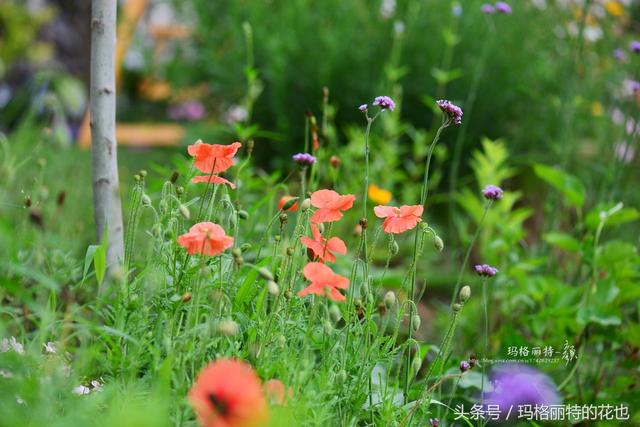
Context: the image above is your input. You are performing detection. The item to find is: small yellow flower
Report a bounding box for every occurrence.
[591,101,603,117]
[605,1,624,17]
[368,184,392,205]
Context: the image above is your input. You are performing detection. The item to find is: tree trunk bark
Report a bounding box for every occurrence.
[90,0,125,274]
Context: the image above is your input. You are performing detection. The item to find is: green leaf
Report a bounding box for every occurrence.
[94,245,106,285]
[533,164,586,207]
[81,245,99,285]
[235,257,271,309]
[543,232,580,252]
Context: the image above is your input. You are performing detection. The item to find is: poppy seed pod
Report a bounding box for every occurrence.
[176,186,184,195]
[286,247,294,256]
[433,235,444,252]
[240,243,251,252]
[279,213,288,224]
[139,169,147,178]
[267,280,279,296]
[411,356,422,373]
[258,267,274,281]
[232,247,242,258]
[460,285,471,303]
[238,210,249,220]
[141,194,151,206]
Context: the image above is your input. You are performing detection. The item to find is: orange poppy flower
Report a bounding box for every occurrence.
[277,195,299,212]
[300,224,346,263]
[192,175,237,189]
[374,205,423,234]
[297,262,349,302]
[309,189,355,223]
[177,222,234,256]
[188,140,242,174]
[188,358,269,427]
[264,379,293,405]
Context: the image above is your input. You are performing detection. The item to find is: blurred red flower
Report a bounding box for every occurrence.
[300,224,346,263]
[188,358,269,427]
[309,189,355,223]
[188,140,242,174]
[298,262,349,301]
[192,175,237,189]
[277,195,299,212]
[177,222,234,256]
[264,379,293,405]
[374,205,423,234]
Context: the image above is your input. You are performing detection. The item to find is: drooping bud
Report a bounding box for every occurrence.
[258,267,274,281]
[411,356,422,373]
[139,169,147,178]
[282,197,299,211]
[411,314,421,332]
[279,213,288,225]
[170,170,180,183]
[459,285,471,303]
[240,243,251,252]
[284,289,292,300]
[238,210,249,220]
[383,291,396,309]
[216,320,240,337]
[267,280,279,296]
[329,305,341,323]
[232,247,242,258]
[433,235,444,252]
[141,194,151,206]
[179,205,190,219]
[459,360,471,372]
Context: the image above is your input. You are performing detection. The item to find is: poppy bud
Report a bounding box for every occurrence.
[232,248,242,258]
[317,223,325,234]
[301,198,311,211]
[240,243,251,252]
[274,235,281,242]
[391,240,400,255]
[361,282,370,296]
[330,155,341,168]
[459,285,471,303]
[181,292,192,303]
[134,174,141,182]
[234,255,244,267]
[179,204,190,219]
[411,314,421,332]
[139,169,147,178]
[176,186,184,195]
[329,305,341,323]
[216,320,240,337]
[141,194,151,206]
[238,210,249,220]
[286,247,294,256]
[229,214,238,229]
[323,320,333,334]
[411,356,422,373]
[433,235,444,252]
[452,303,462,312]
[170,170,180,183]
[267,280,279,296]
[284,289,292,300]
[384,291,396,309]
[279,213,288,224]
[163,229,173,241]
[258,267,275,281]
[281,197,299,211]
[359,217,368,230]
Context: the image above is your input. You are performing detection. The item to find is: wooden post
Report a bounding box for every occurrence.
[90,0,125,273]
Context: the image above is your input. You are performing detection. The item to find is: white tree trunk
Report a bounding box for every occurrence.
[90,0,125,273]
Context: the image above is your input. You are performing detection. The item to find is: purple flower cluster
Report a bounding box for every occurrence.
[459,360,471,372]
[613,48,627,63]
[372,96,396,111]
[630,80,640,95]
[292,153,317,166]
[436,99,463,125]
[481,2,511,14]
[474,264,498,277]
[359,104,368,112]
[429,418,439,427]
[482,184,504,200]
[484,364,561,419]
[630,40,640,54]
[167,100,205,121]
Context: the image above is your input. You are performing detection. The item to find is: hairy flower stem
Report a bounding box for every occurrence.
[480,279,489,427]
[403,120,446,402]
[448,201,492,308]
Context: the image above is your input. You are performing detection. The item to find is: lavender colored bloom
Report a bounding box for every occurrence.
[292,153,317,166]
[495,2,512,14]
[613,48,627,62]
[630,80,640,94]
[359,104,368,112]
[630,40,640,54]
[372,96,396,111]
[459,360,471,372]
[429,418,439,427]
[436,99,463,125]
[484,364,561,419]
[474,264,498,277]
[167,100,205,121]
[481,3,495,14]
[482,184,504,200]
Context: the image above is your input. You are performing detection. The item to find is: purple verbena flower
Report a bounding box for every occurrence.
[429,418,440,427]
[495,2,512,14]
[482,184,504,200]
[359,104,368,112]
[436,99,463,125]
[630,80,640,95]
[613,48,627,62]
[460,360,471,372]
[481,3,495,14]
[484,364,561,420]
[372,96,396,111]
[292,153,317,166]
[474,264,499,277]
[630,40,640,54]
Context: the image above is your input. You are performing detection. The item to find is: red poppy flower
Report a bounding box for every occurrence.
[192,175,237,189]
[177,222,234,256]
[188,358,269,427]
[374,205,423,234]
[297,262,349,302]
[264,379,293,405]
[277,195,299,212]
[188,140,242,174]
[300,224,346,263]
[309,189,355,223]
